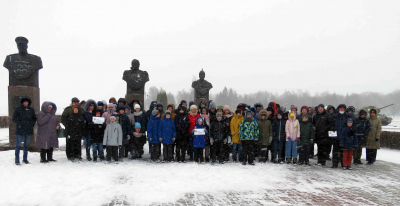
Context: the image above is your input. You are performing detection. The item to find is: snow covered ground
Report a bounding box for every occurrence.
[1,129,400,205]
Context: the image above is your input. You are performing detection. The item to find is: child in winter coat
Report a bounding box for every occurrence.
[285,112,300,165]
[159,110,177,162]
[131,122,145,159]
[103,116,123,163]
[272,110,286,164]
[200,107,211,162]
[231,109,244,162]
[65,106,86,162]
[174,105,190,163]
[90,110,106,162]
[132,103,147,158]
[188,105,201,161]
[192,117,208,163]
[298,114,314,166]
[340,118,358,170]
[148,110,162,162]
[257,110,272,163]
[117,105,131,162]
[210,112,229,164]
[353,109,371,165]
[239,111,259,165]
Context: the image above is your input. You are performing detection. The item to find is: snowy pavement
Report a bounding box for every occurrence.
[1,141,400,206]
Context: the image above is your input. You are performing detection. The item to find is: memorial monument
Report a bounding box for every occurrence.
[4,37,42,148]
[192,69,213,107]
[123,59,149,105]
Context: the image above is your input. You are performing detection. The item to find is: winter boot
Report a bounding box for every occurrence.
[286,158,291,164]
[93,156,97,162]
[47,149,57,162]
[205,157,210,162]
[343,166,347,170]
[40,149,48,163]
[358,159,364,165]
[263,158,267,163]
[347,166,352,170]
[242,162,247,165]
[305,161,311,166]
[293,158,297,165]
[23,160,30,164]
[353,159,359,165]
[15,162,21,165]
[87,155,92,161]
[259,158,263,163]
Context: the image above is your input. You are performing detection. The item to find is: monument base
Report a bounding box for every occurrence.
[8,86,40,149]
[125,94,145,107]
[194,98,209,108]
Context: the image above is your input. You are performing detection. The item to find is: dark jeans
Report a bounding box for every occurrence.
[266,144,272,160]
[232,143,242,160]
[317,143,331,164]
[353,147,363,160]
[211,140,225,162]
[69,139,82,159]
[66,138,72,159]
[163,144,174,161]
[298,145,310,163]
[83,133,91,156]
[189,135,194,159]
[310,142,315,156]
[92,143,104,158]
[106,146,119,161]
[332,141,343,166]
[175,140,187,162]
[242,140,255,164]
[366,148,377,163]
[151,143,161,161]
[272,139,284,160]
[15,135,31,162]
[194,148,204,163]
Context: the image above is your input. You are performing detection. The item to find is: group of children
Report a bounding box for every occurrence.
[62,97,381,169]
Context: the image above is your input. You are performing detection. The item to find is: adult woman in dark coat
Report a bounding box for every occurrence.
[36,102,60,163]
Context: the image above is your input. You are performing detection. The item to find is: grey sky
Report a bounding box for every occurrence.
[1,0,399,115]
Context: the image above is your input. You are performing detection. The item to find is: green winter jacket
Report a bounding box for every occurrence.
[239,118,259,141]
[257,110,272,146]
[366,114,382,149]
[299,121,314,146]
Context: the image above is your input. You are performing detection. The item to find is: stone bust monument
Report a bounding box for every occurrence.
[123,59,149,94]
[3,37,43,88]
[192,69,213,99]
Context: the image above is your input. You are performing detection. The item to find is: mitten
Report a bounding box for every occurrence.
[159,138,163,142]
[210,138,214,145]
[295,137,299,141]
[288,137,292,140]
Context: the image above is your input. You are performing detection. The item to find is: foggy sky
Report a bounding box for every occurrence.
[1,0,399,115]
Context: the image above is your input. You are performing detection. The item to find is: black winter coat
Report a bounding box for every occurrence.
[117,113,131,140]
[65,113,86,140]
[12,97,37,136]
[272,118,286,141]
[89,123,106,143]
[210,120,229,141]
[133,111,147,132]
[355,117,371,145]
[174,111,190,142]
[313,110,334,144]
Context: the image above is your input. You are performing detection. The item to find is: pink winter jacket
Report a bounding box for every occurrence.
[285,117,300,141]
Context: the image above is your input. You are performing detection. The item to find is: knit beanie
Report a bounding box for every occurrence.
[289,112,295,117]
[360,110,367,116]
[152,110,160,117]
[223,105,230,112]
[135,122,141,129]
[190,105,198,111]
[134,104,141,110]
[110,116,117,121]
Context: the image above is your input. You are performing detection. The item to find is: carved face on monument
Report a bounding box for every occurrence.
[131,59,140,71]
[16,37,29,55]
[199,69,205,80]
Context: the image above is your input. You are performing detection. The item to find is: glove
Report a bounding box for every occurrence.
[210,138,214,145]
[127,135,131,140]
[295,137,299,141]
[67,135,71,139]
[172,137,176,142]
[269,136,273,144]
[375,139,379,142]
[288,137,292,140]
[159,138,163,142]
[149,138,153,142]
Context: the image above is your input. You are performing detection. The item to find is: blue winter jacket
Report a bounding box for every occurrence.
[251,107,259,121]
[272,118,287,141]
[192,117,207,148]
[147,115,161,144]
[159,117,177,144]
[333,112,352,142]
[340,126,358,150]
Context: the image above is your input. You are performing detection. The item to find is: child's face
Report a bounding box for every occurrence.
[261,115,266,120]
[125,109,129,113]
[202,110,207,114]
[361,114,366,119]
[256,107,261,112]
[111,118,116,122]
[156,113,160,118]
[277,115,282,119]
[302,117,308,122]
[73,108,78,113]
[290,116,295,120]
[292,109,297,113]
[135,108,140,112]
[98,106,103,110]
[224,110,230,115]
[217,116,222,121]
[371,113,376,117]
[198,120,203,125]
[168,107,173,112]
[347,122,353,127]
[135,128,141,132]
[210,108,216,113]
[96,113,101,117]
[166,114,171,119]
[109,107,114,111]
[119,110,124,114]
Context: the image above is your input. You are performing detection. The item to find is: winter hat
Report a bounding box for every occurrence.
[152,110,160,117]
[300,106,308,112]
[235,109,242,114]
[134,104,141,110]
[209,101,217,110]
[216,112,223,117]
[190,105,198,111]
[110,116,117,121]
[165,110,172,115]
[301,114,308,120]
[135,122,141,129]
[317,104,325,109]
[289,112,295,117]
[223,105,230,112]
[347,118,353,123]
[189,101,195,108]
[107,103,115,109]
[180,100,187,106]
[109,97,117,103]
[245,111,253,117]
[290,105,298,111]
[71,97,80,103]
[360,110,367,116]
[48,104,53,108]
[370,109,377,114]
[217,105,224,111]
[97,101,104,106]
[80,100,86,105]
[95,111,101,115]
[125,105,131,111]
[268,102,274,108]
[347,106,355,113]
[118,105,125,111]
[276,110,283,117]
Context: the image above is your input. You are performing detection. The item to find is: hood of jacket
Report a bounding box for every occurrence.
[358,109,367,117]
[167,103,175,112]
[149,101,157,111]
[20,96,32,107]
[41,101,57,115]
[254,102,264,110]
[250,107,257,116]
[336,104,347,111]
[84,99,97,112]
[327,105,335,113]
[129,99,143,112]
[177,105,188,116]
[257,110,269,120]
[196,116,205,128]
[117,98,127,105]
[156,102,164,110]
